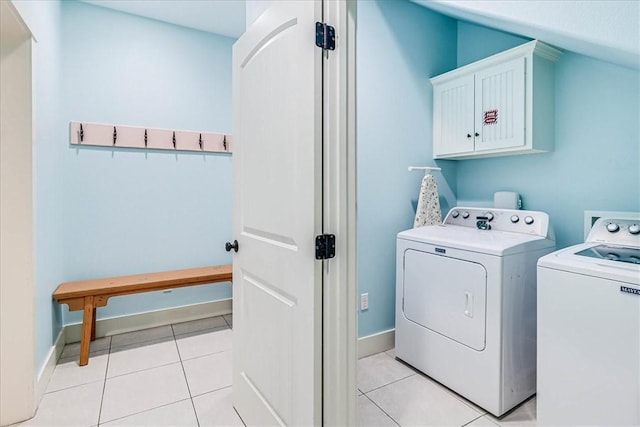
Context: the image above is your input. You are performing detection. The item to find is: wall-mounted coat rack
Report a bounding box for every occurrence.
[70,121,233,154]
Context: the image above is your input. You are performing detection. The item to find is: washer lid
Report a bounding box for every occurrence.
[397,224,556,256]
[538,243,640,284]
[575,245,640,265]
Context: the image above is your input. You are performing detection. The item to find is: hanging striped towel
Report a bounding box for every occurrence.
[414,174,442,227]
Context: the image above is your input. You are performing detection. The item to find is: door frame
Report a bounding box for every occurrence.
[322,0,357,425]
[0,1,36,425]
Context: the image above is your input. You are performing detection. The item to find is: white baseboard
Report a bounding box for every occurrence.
[35,329,65,404]
[358,329,395,359]
[64,299,232,344]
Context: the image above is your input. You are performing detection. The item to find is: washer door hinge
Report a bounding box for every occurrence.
[315,234,336,260]
[315,22,336,51]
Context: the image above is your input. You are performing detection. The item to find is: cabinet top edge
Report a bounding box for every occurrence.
[430,40,562,85]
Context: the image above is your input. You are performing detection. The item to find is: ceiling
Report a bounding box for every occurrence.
[412,0,639,70]
[81,0,246,39]
[81,0,638,69]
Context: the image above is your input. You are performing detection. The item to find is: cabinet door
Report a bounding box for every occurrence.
[473,57,525,152]
[433,74,475,157]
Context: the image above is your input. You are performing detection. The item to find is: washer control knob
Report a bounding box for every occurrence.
[485,212,494,222]
[606,223,620,233]
[524,216,534,225]
[451,210,459,218]
[628,224,640,235]
[462,211,470,219]
[510,215,520,223]
[605,253,620,261]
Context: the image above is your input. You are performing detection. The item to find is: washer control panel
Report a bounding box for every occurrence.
[444,207,551,237]
[587,217,640,247]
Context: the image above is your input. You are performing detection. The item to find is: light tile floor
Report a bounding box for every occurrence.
[19,314,239,427]
[19,315,537,426]
[358,349,538,426]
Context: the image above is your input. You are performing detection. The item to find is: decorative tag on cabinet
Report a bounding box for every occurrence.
[69,121,232,154]
[483,109,498,125]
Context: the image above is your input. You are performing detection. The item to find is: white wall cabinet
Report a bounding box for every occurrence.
[431,40,561,160]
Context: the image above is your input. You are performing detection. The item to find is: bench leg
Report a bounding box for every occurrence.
[80,296,94,366]
[91,307,97,341]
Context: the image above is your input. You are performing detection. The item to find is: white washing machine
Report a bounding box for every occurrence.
[537,216,640,426]
[395,207,556,417]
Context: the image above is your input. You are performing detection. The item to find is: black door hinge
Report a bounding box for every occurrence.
[315,22,335,51]
[315,234,336,260]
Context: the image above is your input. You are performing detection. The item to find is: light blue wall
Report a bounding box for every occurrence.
[455,22,640,249]
[59,2,234,318]
[357,0,458,338]
[358,13,639,340]
[19,0,234,371]
[456,21,530,67]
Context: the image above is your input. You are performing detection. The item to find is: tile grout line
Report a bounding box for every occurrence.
[109,333,175,352]
[96,336,113,427]
[171,323,202,427]
[461,413,490,427]
[96,398,194,426]
[173,324,230,340]
[363,371,487,427]
[190,382,234,399]
[362,393,401,426]
[103,359,185,381]
[234,406,247,426]
[180,348,231,363]
[44,375,109,395]
[378,354,490,419]
[361,372,418,394]
[411,370,489,418]
[222,314,232,329]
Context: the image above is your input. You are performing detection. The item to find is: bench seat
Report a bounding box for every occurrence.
[53,265,232,366]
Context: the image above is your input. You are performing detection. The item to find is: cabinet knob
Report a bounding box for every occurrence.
[475,132,480,137]
[466,133,472,138]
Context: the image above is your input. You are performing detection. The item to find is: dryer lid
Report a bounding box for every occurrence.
[397,225,555,256]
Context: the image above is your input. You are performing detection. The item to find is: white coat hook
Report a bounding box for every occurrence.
[408,166,441,176]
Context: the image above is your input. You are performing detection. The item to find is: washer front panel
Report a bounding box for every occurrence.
[537,267,640,425]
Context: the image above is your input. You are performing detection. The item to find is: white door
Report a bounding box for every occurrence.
[231,1,323,425]
[473,57,525,152]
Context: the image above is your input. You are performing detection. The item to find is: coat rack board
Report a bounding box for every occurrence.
[69,121,233,154]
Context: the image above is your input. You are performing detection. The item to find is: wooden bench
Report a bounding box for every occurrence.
[53,265,232,366]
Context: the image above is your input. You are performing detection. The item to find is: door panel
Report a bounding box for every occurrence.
[403,250,487,351]
[474,57,525,151]
[232,1,322,425]
[433,74,475,157]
